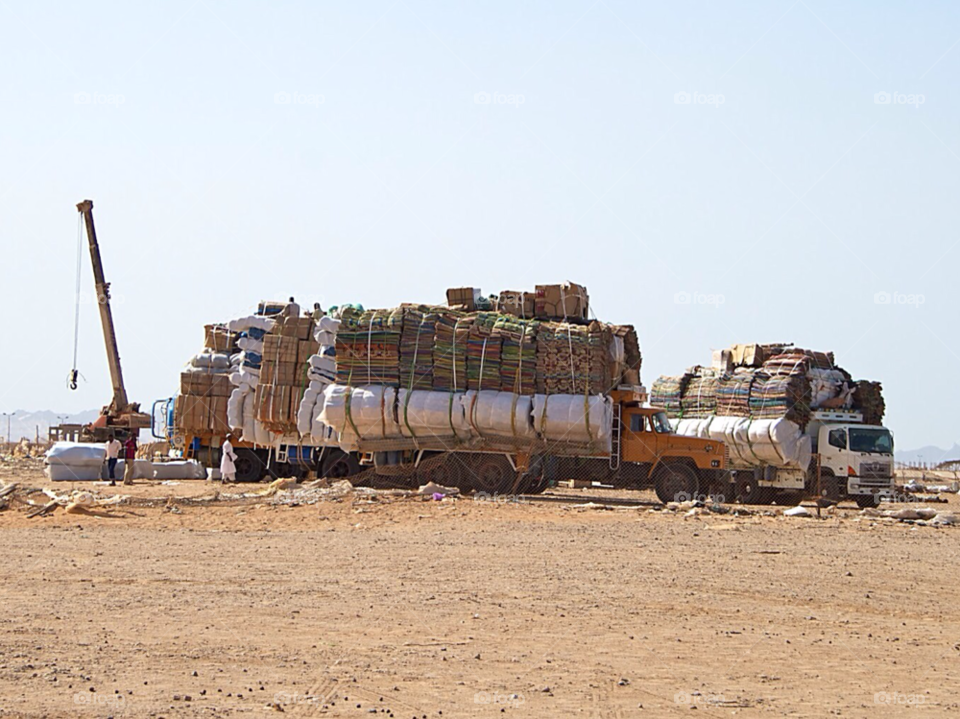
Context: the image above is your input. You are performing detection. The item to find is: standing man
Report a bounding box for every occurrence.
[105,434,122,486]
[221,434,237,483]
[122,433,138,486]
[280,297,300,319]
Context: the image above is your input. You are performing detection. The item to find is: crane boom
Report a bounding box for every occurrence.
[77,199,129,411]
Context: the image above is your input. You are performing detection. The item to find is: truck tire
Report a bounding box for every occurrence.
[855,493,881,509]
[234,448,267,483]
[474,455,518,495]
[654,463,699,504]
[817,472,840,504]
[322,450,361,480]
[735,476,774,505]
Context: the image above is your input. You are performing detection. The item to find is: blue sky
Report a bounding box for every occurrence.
[1,0,957,450]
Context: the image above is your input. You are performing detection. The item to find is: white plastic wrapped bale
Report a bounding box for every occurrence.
[673,416,812,471]
[101,459,154,480]
[237,335,264,354]
[319,384,402,449]
[310,387,338,446]
[227,386,247,430]
[297,383,324,436]
[152,460,208,479]
[308,352,337,383]
[532,394,612,451]
[190,351,231,371]
[398,389,472,440]
[44,442,106,481]
[463,390,536,441]
[313,315,341,343]
[227,315,276,334]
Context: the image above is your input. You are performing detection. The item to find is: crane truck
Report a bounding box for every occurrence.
[53,200,150,443]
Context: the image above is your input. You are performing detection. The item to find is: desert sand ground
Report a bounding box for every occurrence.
[0,459,957,718]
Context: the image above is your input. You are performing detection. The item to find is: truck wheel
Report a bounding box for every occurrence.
[471,455,516,495]
[817,472,840,503]
[322,450,361,480]
[855,493,881,509]
[654,463,699,504]
[735,476,774,505]
[234,448,266,483]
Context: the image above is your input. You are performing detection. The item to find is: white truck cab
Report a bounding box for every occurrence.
[807,410,895,507]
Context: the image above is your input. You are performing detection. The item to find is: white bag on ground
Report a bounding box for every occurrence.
[532,394,612,450]
[463,390,535,440]
[152,460,208,479]
[101,459,153,480]
[45,442,106,467]
[46,464,102,481]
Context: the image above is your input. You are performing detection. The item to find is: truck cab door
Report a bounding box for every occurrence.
[622,411,658,464]
[821,426,848,475]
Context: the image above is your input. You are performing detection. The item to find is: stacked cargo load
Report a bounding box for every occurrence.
[224,313,277,445]
[174,325,239,437]
[254,315,317,434]
[295,283,641,457]
[655,342,886,473]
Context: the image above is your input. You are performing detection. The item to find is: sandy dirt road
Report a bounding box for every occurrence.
[0,462,957,717]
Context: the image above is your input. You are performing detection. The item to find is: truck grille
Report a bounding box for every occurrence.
[859,461,892,482]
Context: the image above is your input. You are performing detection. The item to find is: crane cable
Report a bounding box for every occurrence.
[68,212,83,390]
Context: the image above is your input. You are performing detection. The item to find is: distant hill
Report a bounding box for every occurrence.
[2,409,100,442]
[896,443,960,466]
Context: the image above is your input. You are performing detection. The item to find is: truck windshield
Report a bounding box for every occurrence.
[652,412,672,433]
[849,428,894,454]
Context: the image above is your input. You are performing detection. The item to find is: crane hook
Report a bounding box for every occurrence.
[68,369,79,391]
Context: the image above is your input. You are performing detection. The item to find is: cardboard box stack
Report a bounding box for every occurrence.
[174,333,236,436]
[255,315,318,432]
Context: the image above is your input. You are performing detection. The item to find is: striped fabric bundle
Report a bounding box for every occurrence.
[497,316,539,395]
[749,373,811,425]
[466,313,502,391]
[335,308,403,387]
[432,311,470,392]
[763,352,813,376]
[651,373,694,416]
[399,305,438,391]
[716,372,754,417]
[680,374,719,418]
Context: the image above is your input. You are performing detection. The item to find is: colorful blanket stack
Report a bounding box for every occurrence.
[433,311,470,392]
[336,308,403,386]
[679,373,719,418]
[651,373,693,414]
[466,312,503,391]
[497,316,538,395]
[399,305,438,391]
[748,373,811,425]
[716,373,756,417]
